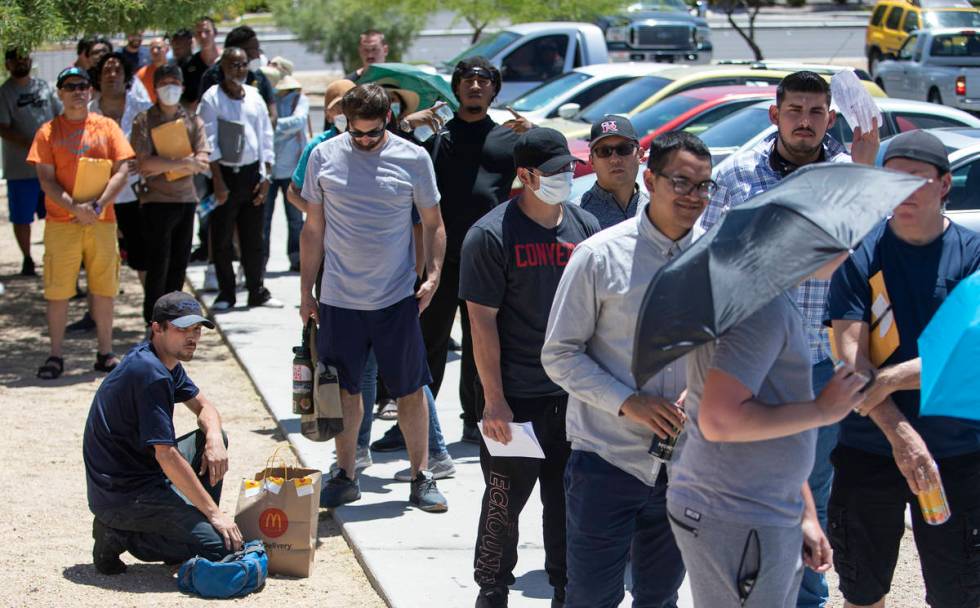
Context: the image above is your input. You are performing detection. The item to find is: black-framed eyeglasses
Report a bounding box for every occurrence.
[592,142,638,159]
[61,81,91,92]
[656,172,718,199]
[348,125,386,139]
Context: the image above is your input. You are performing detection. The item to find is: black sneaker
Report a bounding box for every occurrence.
[67,311,97,333]
[20,257,36,277]
[475,587,508,608]
[370,427,406,452]
[320,469,361,508]
[462,423,481,444]
[409,470,448,513]
[247,287,284,308]
[92,518,127,575]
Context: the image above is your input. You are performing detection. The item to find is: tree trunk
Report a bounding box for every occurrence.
[725,1,764,60]
[471,24,484,44]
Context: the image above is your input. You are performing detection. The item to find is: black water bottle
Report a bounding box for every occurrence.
[292,323,315,415]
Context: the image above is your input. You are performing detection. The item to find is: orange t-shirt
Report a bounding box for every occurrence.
[137,64,158,103]
[27,113,135,223]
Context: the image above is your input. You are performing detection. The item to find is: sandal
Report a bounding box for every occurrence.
[37,356,64,380]
[94,352,119,373]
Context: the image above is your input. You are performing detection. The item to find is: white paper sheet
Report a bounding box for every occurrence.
[478,421,546,458]
[830,70,883,135]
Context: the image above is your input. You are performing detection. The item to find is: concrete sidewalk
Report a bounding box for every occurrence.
[187,199,694,607]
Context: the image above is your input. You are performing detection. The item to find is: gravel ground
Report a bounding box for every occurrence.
[0,207,385,607]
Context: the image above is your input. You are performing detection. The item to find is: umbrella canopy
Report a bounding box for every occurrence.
[358,63,460,112]
[631,163,925,386]
[919,270,980,420]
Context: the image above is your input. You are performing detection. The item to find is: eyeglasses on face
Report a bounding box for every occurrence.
[592,142,638,159]
[61,81,91,92]
[348,125,386,139]
[656,172,718,199]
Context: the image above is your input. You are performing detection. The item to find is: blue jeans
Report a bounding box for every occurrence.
[262,177,302,267]
[797,358,840,608]
[92,430,230,564]
[565,450,684,608]
[357,351,448,457]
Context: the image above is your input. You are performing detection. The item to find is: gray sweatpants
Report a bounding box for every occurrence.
[667,502,804,608]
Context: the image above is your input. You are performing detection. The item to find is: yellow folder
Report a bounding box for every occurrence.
[868,270,900,367]
[150,118,193,181]
[72,157,112,205]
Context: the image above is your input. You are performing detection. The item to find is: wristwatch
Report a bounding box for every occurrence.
[399,118,412,133]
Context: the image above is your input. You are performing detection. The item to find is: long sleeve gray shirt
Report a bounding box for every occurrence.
[542,206,689,486]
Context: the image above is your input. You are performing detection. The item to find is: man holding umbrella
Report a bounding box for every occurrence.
[826,131,980,608]
[699,70,879,608]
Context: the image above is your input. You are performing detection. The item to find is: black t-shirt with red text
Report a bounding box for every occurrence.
[460,198,600,399]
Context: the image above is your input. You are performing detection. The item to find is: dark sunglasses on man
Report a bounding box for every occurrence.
[61,81,92,92]
[592,142,638,159]
[348,125,386,139]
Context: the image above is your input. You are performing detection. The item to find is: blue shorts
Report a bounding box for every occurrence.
[7,178,46,225]
[317,296,432,399]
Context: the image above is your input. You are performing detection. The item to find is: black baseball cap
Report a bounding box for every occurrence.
[514,128,582,173]
[56,66,90,88]
[152,292,215,329]
[589,114,638,148]
[883,130,950,174]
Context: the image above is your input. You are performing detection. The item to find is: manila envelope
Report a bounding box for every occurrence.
[150,119,194,181]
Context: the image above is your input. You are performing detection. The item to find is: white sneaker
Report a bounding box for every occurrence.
[203,265,218,292]
[329,447,373,474]
[211,300,233,311]
[236,264,245,288]
[395,452,456,482]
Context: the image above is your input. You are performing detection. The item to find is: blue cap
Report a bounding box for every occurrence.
[56,66,90,88]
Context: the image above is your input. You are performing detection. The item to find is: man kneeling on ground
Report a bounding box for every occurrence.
[83,291,242,574]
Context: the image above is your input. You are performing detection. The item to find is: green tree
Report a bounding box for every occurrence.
[272,0,435,73]
[440,0,515,44]
[715,0,766,60]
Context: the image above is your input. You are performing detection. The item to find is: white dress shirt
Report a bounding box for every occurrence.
[198,83,274,173]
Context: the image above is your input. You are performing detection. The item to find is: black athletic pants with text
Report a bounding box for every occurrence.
[474,394,569,599]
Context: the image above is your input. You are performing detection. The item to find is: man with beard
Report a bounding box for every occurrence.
[698,70,879,608]
[83,291,241,575]
[198,47,278,311]
[196,26,275,120]
[369,57,533,452]
[0,48,62,276]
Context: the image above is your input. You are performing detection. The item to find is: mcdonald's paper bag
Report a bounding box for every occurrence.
[302,322,344,442]
[235,465,321,577]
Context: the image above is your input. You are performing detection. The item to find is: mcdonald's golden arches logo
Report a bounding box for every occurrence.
[259,507,289,538]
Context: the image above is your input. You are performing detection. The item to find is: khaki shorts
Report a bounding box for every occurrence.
[43,221,120,300]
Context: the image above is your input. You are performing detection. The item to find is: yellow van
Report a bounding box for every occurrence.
[866,0,980,73]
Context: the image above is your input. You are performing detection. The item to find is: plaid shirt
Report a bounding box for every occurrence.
[699,131,850,364]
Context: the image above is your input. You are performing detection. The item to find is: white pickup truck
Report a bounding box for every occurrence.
[874,27,980,113]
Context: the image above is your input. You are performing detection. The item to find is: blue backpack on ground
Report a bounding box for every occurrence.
[177,540,268,598]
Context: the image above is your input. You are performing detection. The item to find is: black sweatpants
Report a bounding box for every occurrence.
[474,394,570,598]
[115,202,149,271]
[420,258,479,426]
[141,202,196,323]
[210,163,264,305]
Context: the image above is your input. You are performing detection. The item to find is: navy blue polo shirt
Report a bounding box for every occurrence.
[83,342,199,511]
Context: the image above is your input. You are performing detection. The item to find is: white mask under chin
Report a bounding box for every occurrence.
[333,115,348,132]
[156,84,183,106]
[532,172,573,205]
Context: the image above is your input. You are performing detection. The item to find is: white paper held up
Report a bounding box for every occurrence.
[478,421,546,458]
[830,70,883,135]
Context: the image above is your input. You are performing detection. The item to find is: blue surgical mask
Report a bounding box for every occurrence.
[390,102,402,117]
[333,114,348,132]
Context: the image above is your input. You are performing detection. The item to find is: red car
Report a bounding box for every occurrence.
[570,85,778,177]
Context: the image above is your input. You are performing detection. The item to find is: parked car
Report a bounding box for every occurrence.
[865,0,980,73]
[438,22,609,103]
[719,98,980,168]
[874,27,980,112]
[567,85,777,177]
[486,63,678,124]
[598,0,713,64]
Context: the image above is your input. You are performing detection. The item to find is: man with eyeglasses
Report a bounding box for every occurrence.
[461,128,600,608]
[698,71,879,608]
[572,115,647,230]
[542,131,715,608]
[298,83,449,513]
[196,26,275,120]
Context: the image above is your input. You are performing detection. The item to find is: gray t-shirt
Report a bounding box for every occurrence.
[302,132,440,311]
[668,292,815,528]
[0,77,62,180]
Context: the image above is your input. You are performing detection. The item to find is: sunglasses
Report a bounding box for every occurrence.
[60,81,91,92]
[592,142,638,159]
[348,126,386,139]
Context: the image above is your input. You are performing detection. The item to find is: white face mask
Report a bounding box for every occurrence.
[532,172,573,205]
[333,114,348,132]
[156,84,183,106]
[390,102,401,117]
[247,56,263,71]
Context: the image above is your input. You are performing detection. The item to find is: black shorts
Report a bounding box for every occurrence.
[829,444,980,608]
[316,296,431,399]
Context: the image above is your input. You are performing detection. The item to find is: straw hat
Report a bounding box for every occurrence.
[268,56,294,76]
[378,80,420,116]
[276,74,302,91]
[324,78,356,110]
[259,65,282,88]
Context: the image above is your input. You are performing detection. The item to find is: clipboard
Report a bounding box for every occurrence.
[868,270,900,367]
[150,118,193,181]
[218,118,246,165]
[72,157,112,207]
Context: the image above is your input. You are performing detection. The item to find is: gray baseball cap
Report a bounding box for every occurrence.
[152,291,214,328]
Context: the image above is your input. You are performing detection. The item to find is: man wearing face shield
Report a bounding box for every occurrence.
[460,128,600,608]
[0,48,62,277]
